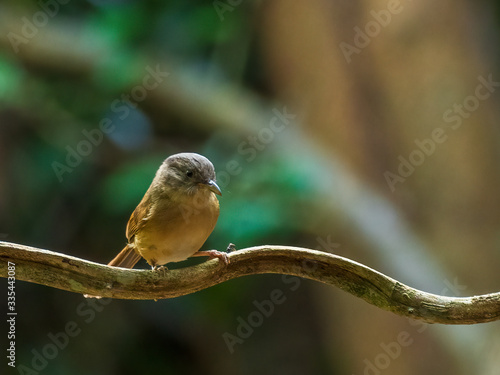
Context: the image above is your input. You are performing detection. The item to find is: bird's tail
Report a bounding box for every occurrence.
[108,245,142,269]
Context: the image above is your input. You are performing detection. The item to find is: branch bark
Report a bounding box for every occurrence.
[1,241,499,324]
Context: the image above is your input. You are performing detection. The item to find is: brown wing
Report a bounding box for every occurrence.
[126,188,154,242]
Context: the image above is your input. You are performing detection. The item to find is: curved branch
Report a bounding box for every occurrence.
[0,241,499,324]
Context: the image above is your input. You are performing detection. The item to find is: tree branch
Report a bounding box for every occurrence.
[1,241,499,324]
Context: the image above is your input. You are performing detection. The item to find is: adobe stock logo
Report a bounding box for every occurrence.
[339,0,411,64]
[17,298,112,374]
[354,277,467,375]
[51,65,169,182]
[383,74,499,192]
[213,0,243,21]
[7,0,71,54]
[215,106,297,189]
[222,235,340,354]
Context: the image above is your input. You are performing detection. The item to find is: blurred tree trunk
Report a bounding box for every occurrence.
[259,0,500,373]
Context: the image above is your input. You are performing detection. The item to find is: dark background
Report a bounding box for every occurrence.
[1,0,500,374]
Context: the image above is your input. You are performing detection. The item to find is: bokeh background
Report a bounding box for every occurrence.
[1,0,500,374]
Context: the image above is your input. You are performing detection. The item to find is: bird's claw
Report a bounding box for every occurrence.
[151,265,168,277]
[206,250,230,265]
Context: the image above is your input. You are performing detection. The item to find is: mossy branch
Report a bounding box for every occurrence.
[1,241,499,324]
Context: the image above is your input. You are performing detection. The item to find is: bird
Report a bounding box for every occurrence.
[107,152,228,270]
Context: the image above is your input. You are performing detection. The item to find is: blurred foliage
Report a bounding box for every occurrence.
[0,1,329,374]
[1,0,500,374]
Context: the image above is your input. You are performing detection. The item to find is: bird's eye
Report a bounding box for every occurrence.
[186,170,194,178]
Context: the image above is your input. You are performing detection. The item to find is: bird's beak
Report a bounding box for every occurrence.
[206,180,222,196]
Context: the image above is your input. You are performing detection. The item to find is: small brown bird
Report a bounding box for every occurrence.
[108,152,228,270]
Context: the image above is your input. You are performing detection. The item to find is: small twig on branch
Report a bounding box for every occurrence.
[0,241,499,324]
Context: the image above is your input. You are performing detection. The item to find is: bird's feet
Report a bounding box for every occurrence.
[192,247,232,265]
[226,243,236,253]
[151,265,168,277]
